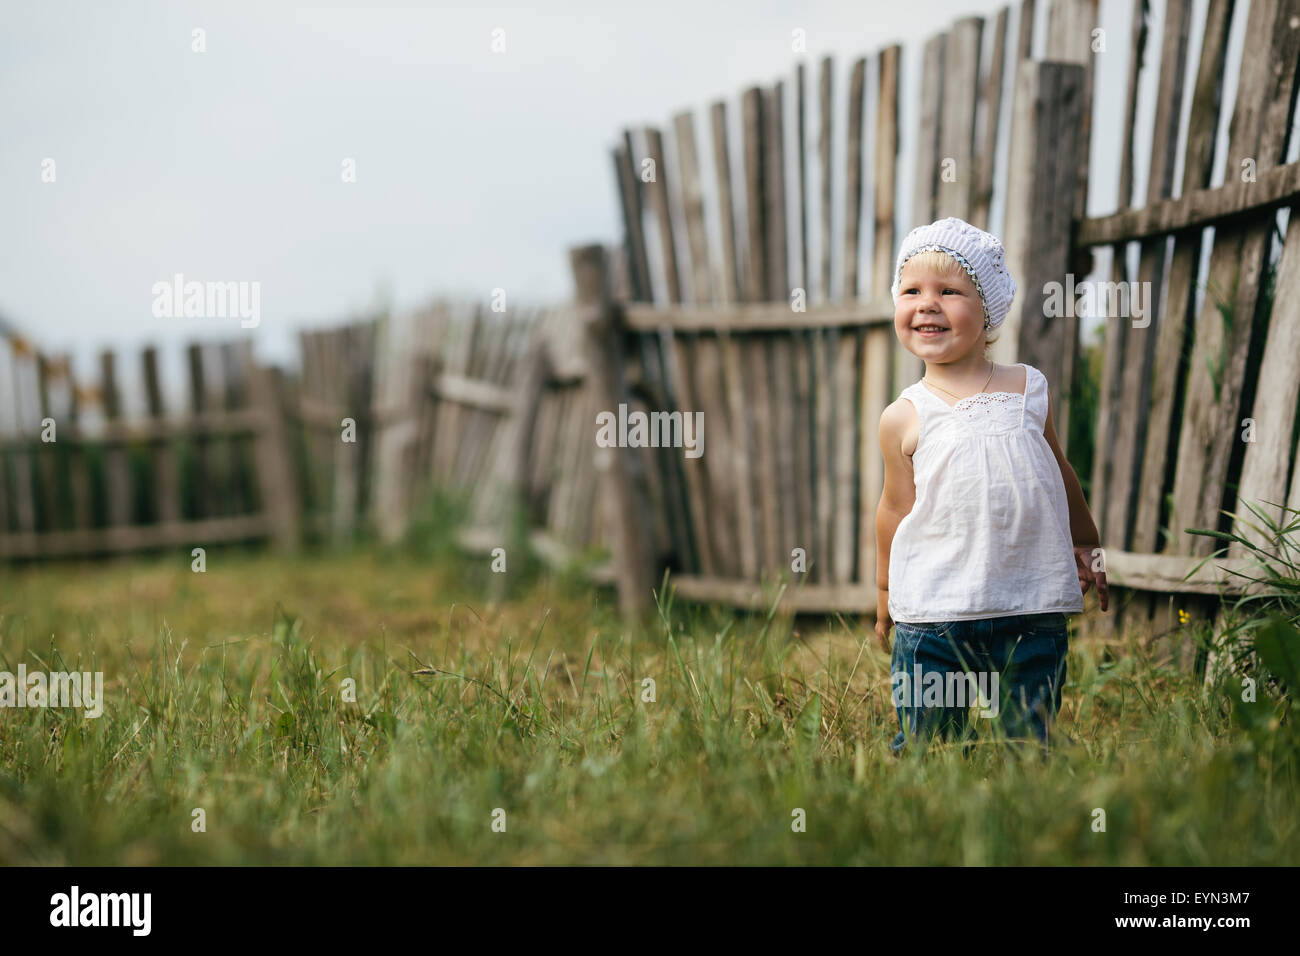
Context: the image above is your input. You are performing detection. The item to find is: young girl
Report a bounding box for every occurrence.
[874,216,1109,754]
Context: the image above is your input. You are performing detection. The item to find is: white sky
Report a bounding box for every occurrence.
[0,0,1253,416]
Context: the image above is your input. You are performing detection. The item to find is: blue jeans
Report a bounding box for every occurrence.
[889,613,1069,754]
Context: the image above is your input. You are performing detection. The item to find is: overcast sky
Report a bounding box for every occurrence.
[0,0,1255,414]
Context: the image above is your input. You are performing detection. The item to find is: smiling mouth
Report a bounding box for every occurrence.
[914,326,948,333]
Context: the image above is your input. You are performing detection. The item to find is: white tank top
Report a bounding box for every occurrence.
[887,363,1085,623]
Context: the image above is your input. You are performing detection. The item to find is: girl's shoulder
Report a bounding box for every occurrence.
[880,393,919,430]
[1004,362,1052,398]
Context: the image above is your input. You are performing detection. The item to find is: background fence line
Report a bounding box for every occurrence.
[0,334,301,559]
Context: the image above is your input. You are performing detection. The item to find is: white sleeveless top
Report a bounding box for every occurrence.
[887,363,1085,623]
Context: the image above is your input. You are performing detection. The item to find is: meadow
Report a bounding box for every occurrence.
[1,510,1297,866]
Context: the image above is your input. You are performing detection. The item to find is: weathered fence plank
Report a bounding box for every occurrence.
[1169,0,1299,557]
[576,245,655,616]
[1132,0,1231,557]
[143,346,181,526]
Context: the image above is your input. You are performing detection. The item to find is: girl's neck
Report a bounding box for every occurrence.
[923,354,995,392]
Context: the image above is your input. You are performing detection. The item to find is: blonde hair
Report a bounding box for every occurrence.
[898,249,999,350]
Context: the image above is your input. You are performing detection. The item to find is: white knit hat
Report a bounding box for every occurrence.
[890,216,1016,330]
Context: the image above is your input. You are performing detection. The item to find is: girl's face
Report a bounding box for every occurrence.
[893,257,986,362]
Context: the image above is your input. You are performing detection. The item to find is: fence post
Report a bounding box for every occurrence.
[248,363,301,551]
[507,330,550,532]
[142,346,181,526]
[101,349,132,528]
[572,244,655,618]
[371,312,422,544]
[999,59,1086,435]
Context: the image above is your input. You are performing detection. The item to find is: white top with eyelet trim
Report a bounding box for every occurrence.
[887,363,1084,623]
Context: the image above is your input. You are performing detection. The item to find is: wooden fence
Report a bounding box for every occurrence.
[1075,0,1300,663]
[0,334,297,559]
[0,303,561,564]
[6,0,1299,673]
[293,318,377,544]
[507,304,614,579]
[580,0,1300,656]
[583,0,1095,614]
[285,303,552,551]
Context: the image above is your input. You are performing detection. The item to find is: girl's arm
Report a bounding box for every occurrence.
[1043,399,1110,611]
[875,401,918,649]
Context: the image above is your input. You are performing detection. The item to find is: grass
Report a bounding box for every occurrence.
[1,530,1297,866]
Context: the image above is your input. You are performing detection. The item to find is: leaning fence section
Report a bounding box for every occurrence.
[288,303,551,551]
[502,304,613,579]
[588,1,1069,613]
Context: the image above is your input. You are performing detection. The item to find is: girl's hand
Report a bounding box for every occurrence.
[874,590,893,653]
[1073,545,1110,611]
